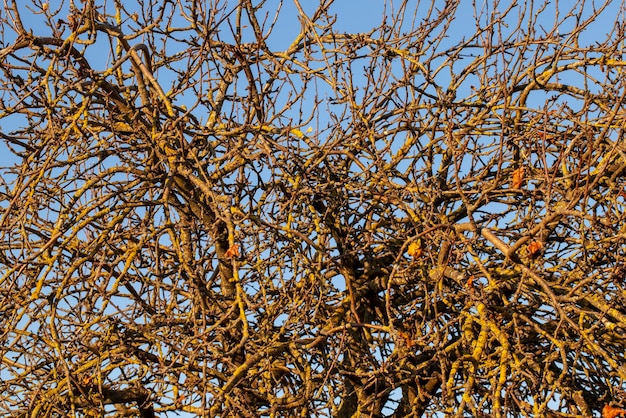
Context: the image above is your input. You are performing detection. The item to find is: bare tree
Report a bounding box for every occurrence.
[1,0,626,416]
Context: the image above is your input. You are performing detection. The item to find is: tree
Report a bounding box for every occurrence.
[1,0,626,416]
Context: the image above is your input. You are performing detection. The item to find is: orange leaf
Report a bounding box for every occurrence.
[224,244,239,258]
[603,404,626,418]
[512,166,525,189]
[397,331,416,347]
[527,241,544,259]
[407,241,423,258]
[537,130,555,141]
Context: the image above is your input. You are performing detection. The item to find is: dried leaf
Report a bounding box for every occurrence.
[407,240,423,258]
[527,241,544,259]
[290,128,304,138]
[602,404,626,418]
[397,331,416,347]
[537,130,555,141]
[512,166,525,189]
[224,244,239,258]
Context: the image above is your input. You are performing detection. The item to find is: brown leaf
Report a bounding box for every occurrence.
[397,331,416,348]
[603,404,626,418]
[224,244,239,258]
[527,241,544,259]
[512,166,525,189]
[537,130,555,141]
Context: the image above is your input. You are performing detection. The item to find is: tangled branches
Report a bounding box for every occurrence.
[1,0,626,416]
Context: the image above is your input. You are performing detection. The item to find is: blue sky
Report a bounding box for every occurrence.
[2,0,622,145]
